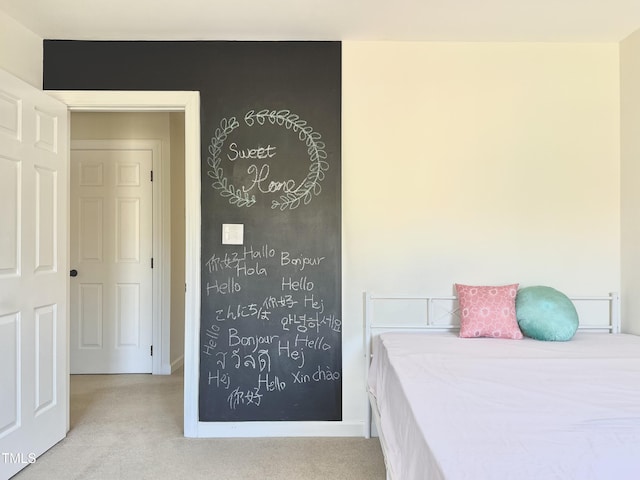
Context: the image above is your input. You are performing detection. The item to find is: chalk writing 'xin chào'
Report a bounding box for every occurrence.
[291,365,341,384]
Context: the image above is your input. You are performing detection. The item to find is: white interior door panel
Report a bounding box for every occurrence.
[70,141,153,374]
[0,67,68,480]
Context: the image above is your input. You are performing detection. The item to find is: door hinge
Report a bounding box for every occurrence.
[150,170,153,182]
[150,345,153,356]
[151,257,154,269]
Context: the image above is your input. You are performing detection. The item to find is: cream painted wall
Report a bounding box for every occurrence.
[169,112,186,370]
[70,112,186,368]
[342,42,620,421]
[0,10,42,87]
[621,30,640,334]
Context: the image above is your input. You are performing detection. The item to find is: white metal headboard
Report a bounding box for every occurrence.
[363,291,621,438]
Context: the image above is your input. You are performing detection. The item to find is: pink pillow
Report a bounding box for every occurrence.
[455,283,523,339]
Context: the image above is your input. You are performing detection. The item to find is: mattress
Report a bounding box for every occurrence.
[368,332,640,480]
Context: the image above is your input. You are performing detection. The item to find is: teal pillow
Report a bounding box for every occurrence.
[515,286,579,341]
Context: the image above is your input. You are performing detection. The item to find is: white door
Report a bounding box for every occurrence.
[0,69,68,479]
[70,141,153,374]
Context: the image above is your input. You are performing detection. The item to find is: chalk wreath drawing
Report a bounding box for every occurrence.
[207,109,329,210]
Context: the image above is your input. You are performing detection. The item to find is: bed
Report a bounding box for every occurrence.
[364,292,640,480]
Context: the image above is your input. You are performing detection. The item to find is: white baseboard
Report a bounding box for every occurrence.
[154,356,181,375]
[191,420,364,438]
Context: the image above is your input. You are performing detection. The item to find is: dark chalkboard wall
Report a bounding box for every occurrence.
[44,41,342,422]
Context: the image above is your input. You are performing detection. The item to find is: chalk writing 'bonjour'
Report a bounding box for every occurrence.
[228,328,279,353]
[281,251,326,271]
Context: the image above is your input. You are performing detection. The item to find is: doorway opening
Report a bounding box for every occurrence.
[69,112,185,375]
[48,89,201,436]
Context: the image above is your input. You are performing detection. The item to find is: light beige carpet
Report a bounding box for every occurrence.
[13,370,386,480]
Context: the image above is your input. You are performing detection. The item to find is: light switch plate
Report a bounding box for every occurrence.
[222,223,244,245]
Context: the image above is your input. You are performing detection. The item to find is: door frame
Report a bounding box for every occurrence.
[47,90,201,435]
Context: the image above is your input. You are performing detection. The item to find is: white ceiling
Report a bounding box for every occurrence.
[1,0,640,42]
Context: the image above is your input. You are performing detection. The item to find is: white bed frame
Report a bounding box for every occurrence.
[363,291,621,480]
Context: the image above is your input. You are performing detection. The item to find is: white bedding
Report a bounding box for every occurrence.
[368,332,640,480]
